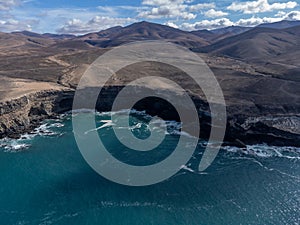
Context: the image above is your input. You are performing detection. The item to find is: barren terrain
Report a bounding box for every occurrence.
[0,21,299,145]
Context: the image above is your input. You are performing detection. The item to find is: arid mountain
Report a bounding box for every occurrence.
[12,31,76,39]
[0,20,299,85]
[1,20,300,84]
[79,22,251,48]
[0,28,107,86]
[0,32,56,49]
[201,25,300,80]
[191,26,251,43]
[202,26,298,59]
[0,31,62,62]
[192,21,300,45]
[4,20,300,52]
[210,26,251,35]
[190,29,216,41]
[77,21,209,49]
[258,20,300,29]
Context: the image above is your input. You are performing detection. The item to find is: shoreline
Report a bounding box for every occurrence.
[0,89,74,139]
[0,87,299,147]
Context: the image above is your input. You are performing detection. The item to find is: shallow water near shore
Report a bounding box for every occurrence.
[0,112,299,225]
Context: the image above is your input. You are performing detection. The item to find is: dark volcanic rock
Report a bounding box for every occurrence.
[1,86,299,146]
[73,86,300,147]
[0,90,74,138]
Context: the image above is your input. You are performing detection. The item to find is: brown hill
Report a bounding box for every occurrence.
[191,26,251,44]
[201,26,300,81]
[77,21,209,49]
[258,20,300,29]
[0,31,60,57]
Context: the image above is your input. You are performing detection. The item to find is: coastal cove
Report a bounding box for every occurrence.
[0,86,299,147]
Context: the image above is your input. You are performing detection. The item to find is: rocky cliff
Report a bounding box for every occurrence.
[0,86,299,146]
[0,90,74,138]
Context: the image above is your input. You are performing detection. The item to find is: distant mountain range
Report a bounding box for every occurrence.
[1,19,299,80]
[66,20,300,49]
[200,24,300,80]
[77,21,209,48]
[3,20,299,48]
[191,26,252,43]
[257,20,300,29]
[201,25,300,59]
[12,30,76,39]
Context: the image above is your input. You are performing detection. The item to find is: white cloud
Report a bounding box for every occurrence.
[164,21,179,28]
[178,6,300,31]
[0,0,38,32]
[283,10,300,20]
[236,16,281,26]
[142,0,188,6]
[138,5,196,19]
[189,3,216,12]
[22,7,136,33]
[96,6,120,16]
[0,0,21,11]
[204,9,228,18]
[275,11,287,17]
[57,16,135,34]
[227,0,298,14]
[139,0,196,20]
[181,18,234,30]
[271,1,298,11]
[138,0,214,20]
[0,19,36,32]
[96,5,144,16]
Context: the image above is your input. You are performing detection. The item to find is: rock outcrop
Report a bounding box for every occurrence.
[0,90,74,138]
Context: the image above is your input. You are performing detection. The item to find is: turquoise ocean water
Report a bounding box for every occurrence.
[0,112,299,225]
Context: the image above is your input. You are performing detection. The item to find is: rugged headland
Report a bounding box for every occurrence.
[0,21,299,146]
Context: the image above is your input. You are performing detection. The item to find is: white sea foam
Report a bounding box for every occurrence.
[19,133,37,141]
[223,144,300,160]
[84,121,115,134]
[100,120,113,123]
[83,110,190,138]
[0,119,65,152]
[34,124,57,136]
[71,109,97,114]
[0,136,31,152]
[130,122,143,130]
[3,141,30,152]
[180,165,195,173]
[50,123,65,128]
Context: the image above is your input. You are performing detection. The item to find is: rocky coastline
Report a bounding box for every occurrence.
[0,90,74,139]
[1,86,299,147]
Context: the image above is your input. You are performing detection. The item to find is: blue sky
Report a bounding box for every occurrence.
[0,0,299,34]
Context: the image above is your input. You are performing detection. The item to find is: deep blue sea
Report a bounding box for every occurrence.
[0,112,299,225]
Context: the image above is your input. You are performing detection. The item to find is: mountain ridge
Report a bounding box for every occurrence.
[77,21,209,48]
[199,25,300,81]
[2,20,299,48]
